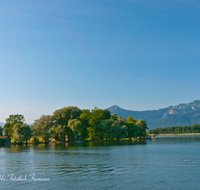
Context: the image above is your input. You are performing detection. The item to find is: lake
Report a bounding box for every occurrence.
[1,136,200,190]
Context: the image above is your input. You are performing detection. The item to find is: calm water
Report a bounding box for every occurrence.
[1,136,200,190]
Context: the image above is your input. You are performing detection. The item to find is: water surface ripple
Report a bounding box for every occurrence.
[0,136,200,190]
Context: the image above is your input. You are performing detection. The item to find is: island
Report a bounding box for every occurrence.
[0,106,148,145]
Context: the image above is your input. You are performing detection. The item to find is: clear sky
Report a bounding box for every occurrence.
[0,0,200,124]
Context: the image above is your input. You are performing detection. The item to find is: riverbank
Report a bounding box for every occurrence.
[6,137,150,145]
[150,133,200,136]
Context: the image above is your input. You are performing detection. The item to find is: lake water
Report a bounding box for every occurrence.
[1,136,200,190]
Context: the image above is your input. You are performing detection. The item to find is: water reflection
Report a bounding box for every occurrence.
[1,137,200,190]
[154,135,200,144]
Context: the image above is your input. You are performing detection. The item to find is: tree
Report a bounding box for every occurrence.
[126,116,136,124]
[51,106,82,142]
[88,107,111,140]
[4,114,25,138]
[54,125,65,140]
[112,117,127,140]
[126,123,139,140]
[98,119,114,140]
[0,126,3,136]
[111,113,118,121]
[3,123,11,136]
[13,123,21,143]
[125,116,139,140]
[6,114,25,124]
[13,123,32,144]
[68,119,84,140]
[50,126,59,140]
[22,124,33,144]
[79,109,91,140]
[136,120,148,138]
[33,115,52,143]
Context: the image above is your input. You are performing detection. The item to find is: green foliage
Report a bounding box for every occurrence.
[51,106,82,141]
[3,123,10,136]
[126,123,139,139]
[79,109,91,140]
[33,115,52,143]
[111,113,118,121]
[50,126,59,140]
[98,119,114,140]
[4,114,25,138]
[126,116,136,124]
[125,116,139,140]
[13,123,32,144]
[55,125,65,140]
[148,124,200,134]
[6,114,25,124]
[68,119,83,140]
[2,108,149,143]
[111,117,127,140]
[0,126,3,136]
[136,120,148,138]
[88,107,111,140]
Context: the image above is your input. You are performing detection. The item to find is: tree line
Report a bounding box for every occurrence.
[0,106,148,144]
[148,124,200,134]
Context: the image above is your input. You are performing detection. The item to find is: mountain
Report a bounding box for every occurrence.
[0,122,33,127]
[0,122,5,127]
[108,100,200,129]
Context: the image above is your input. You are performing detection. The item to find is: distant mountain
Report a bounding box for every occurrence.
[0,122,5,127]
[0,122,33,127]
[108,100,200,129]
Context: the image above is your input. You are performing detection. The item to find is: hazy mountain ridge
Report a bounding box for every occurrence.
[108,100,200,129]
[1,100,200,129]
[0,122,33,127]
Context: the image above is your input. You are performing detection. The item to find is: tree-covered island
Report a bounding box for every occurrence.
[0,106,148,144]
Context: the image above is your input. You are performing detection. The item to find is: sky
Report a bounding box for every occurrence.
[0,0,200,124]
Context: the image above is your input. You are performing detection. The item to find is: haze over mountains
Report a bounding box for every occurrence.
[108,100,200,129]
[1,100,200,130]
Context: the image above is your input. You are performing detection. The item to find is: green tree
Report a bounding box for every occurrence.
[4,114,25,138]
[112,117,127,140]
[68,119,84,140]
[50,126,59,140]
[136,120,148,138]
[125,116,139,140]
[6,114,25,124]
[22,124,33,144]
[98,119,114,140]
[126,123,139,140]
[0,126,3,136]
[88,107,111,140]
[13,123,32,144]
[111,113,118,121]
[52,106,82,142]
[3,123,10,136]
[126,116,136,124]
[13,123,21,143]
[79,109,91,140]
[33,115,53,143]
[54,125,65,140]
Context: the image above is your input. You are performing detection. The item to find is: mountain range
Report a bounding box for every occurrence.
[0,122,33,127]
[107,100,200,129]
[1,100,200,129]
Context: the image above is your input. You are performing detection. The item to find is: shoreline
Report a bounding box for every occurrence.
[151,133,200,136]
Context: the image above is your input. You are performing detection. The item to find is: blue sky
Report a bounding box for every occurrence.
[0,0,200,124]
